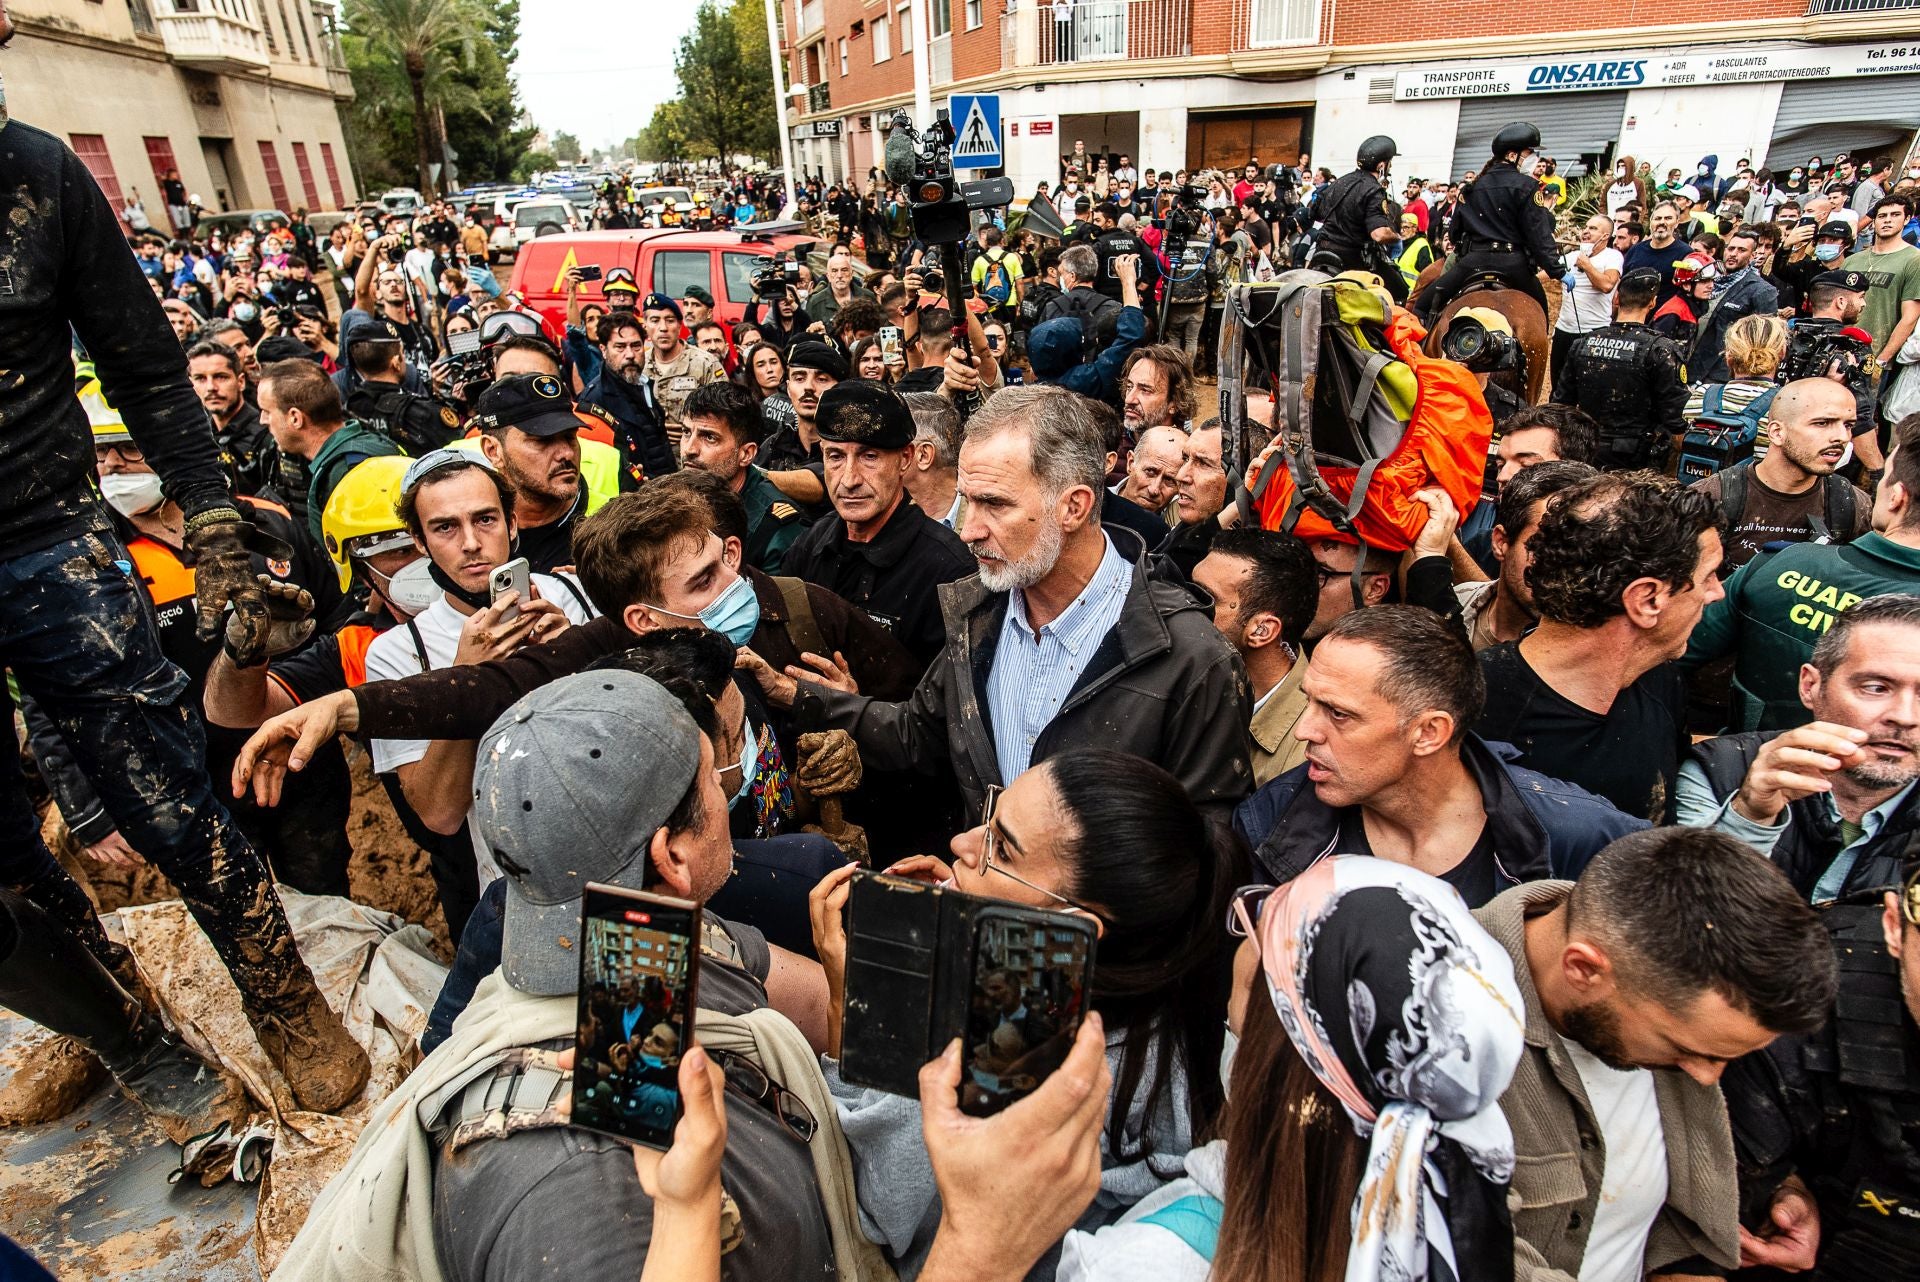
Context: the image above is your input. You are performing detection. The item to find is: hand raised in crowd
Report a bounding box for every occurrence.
[1408,485,1461,560]
[1731,721,1873,826]
[551,1043,731,1282]
[84,830,146,870]
[231,688,362,807]
[917,1011,1111,1282]
[808,863,858,1056]
[942,345,981,399]
[260,308,284,337]
[452,593,570,667]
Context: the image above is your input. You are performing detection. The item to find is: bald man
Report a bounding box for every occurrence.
[1689,378,1871,570]
[1115,424,1189,515]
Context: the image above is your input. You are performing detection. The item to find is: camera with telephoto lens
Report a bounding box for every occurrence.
[1440,314,1519,372]
[750,254,800,299]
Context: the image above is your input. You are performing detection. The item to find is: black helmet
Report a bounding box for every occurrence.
[1357,135,1398,172]
[1491,122,1541,160]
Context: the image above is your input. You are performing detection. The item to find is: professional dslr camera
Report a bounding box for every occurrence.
[750,253,802,300]
[1781,320,1878,387]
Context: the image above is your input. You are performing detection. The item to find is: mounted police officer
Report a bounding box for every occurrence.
[1414,121,1559,326]
[341,313,460,456]
[1309,135,1404,300]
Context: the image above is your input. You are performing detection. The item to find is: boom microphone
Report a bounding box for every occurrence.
[884,115,917,188]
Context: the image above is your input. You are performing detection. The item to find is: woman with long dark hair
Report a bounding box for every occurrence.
[811,750,1241,1275]
[741,341,796,439]
[1058,856,1526,1282]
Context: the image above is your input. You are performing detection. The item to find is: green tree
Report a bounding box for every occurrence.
[552,132,582,165]
[674,0,775,164]
[513,149,559,184]
[441,0,538,184]
[343,0,491,194]
[636,101,692,165]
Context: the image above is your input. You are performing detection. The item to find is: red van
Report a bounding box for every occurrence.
[506,224,819,334]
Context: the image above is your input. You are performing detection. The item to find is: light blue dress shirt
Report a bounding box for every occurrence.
[986,534,1133,782]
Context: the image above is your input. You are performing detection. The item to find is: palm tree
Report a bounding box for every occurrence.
[343,0,489,194]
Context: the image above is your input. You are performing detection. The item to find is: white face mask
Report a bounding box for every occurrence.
[1519,154,1541,176]
[100,471,165,517]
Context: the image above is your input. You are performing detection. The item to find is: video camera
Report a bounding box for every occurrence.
[1781,321,1876,387]
[884,110,1013,250]
[750,254,802,300]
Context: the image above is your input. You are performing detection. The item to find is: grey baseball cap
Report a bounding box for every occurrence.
[473,670,702,996]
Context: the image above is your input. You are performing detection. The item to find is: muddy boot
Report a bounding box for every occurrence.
[193,871,367,1112]
[0,888,248,1145]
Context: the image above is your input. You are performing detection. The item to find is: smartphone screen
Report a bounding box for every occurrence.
[878,325,903,363]
[488,556,530,623]
[572,884,702,1150]
[959,908,1094,1118]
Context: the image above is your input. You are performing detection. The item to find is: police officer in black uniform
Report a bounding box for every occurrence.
[1727,856,1920,1280]
[778,381,976,671]
[1092,205,1162,306]
[1550,268,1689,469]
[1310,135,1404,299]
[1414,122,1560,326]
[341,313,461,455]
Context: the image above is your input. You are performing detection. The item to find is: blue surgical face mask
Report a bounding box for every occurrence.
[699,572,761,646]
[1815,243,1842,262]
[733,718,758,804]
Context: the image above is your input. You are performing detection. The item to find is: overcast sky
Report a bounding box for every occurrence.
[514,0,706,152]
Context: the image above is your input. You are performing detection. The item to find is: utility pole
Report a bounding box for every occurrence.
[764,0,799,218]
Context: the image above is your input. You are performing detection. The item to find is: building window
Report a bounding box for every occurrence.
[319,141,345,206]
[930,0,950,39]
[291,141,322,210]
[965,0,981,30]
[261,0,277,53]
[1247,0,1317,46]
[257,140,292,211]
[897,2,912,50]
[872,15,889,61]
[141,136,180,199]
[838,37,848,76]
[69,134,124,207]
[296,2,315,62]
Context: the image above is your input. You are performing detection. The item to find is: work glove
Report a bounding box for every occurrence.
[223,574,316,669]
[183,512,275,667]
[796,730,863,797]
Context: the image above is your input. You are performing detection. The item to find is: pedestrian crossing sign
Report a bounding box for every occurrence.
[947,93,1002,169]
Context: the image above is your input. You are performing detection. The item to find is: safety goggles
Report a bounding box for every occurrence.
[347,530,416,561]
[401,447,493,494]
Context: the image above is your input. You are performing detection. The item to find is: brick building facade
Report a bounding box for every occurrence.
[780,0,1920,196]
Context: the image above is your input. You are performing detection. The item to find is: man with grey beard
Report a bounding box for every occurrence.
[1678,593,1920,902]
[758,384,1252,825]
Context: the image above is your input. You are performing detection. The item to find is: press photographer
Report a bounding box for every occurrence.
[1787,268,1884,476]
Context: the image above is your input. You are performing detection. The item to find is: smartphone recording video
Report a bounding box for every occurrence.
[958,909,1093,1117]
[571,885,702,1150]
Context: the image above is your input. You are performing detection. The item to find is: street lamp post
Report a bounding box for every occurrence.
[764,0,799,218]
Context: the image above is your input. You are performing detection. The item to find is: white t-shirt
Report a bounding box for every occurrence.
[1557,245,1624,334]
[1563,1039,1669,1282]
[402,246,440,297]
[363,572,598,885]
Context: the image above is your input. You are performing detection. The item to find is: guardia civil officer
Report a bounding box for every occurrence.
[1310,135,1405,300]
[1551,268,1689,469]
[1415,122,1560,325]
[778,381,975,671]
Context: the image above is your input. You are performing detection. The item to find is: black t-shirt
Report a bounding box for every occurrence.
[515,488,588,576]
[1332,812,1502,908]
[1473,643,1687,823]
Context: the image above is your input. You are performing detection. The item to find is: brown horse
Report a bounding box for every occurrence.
[1408,261,1554,405]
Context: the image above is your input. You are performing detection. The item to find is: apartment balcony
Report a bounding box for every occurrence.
[797,0,823,38]
[1027,0,1191,65]
[327,63,355,101]
[1806,0,1920,10]
[807,81,832,113]
[154,1,270,73]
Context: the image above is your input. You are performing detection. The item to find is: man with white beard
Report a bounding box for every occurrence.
[762,385,1252,825]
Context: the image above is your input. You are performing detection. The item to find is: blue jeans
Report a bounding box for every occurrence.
[419,835,847,1053]
[1,530,299,999]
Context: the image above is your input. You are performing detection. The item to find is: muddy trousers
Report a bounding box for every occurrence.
[1,529,321,1016]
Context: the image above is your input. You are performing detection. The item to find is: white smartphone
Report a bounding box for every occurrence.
[489,557,531,623]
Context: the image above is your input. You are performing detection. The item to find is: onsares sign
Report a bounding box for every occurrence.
[1395,39,1920,100]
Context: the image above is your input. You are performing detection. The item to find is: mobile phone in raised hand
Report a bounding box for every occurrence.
[489,556,531,624]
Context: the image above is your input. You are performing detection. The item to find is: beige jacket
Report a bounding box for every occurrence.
[1249,655,1311,786]
[1475,882,1741,1281]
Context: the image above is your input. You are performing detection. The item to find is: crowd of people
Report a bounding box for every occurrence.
[11,7,1920,1272]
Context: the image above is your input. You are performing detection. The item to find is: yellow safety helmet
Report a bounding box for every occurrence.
[321,455,415,591]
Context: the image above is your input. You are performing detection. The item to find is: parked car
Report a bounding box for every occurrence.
[511,199,582,250]
[506,224,816,333]
[379,187,423,215]
[193,208,290,239]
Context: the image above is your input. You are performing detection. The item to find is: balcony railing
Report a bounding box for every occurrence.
[929,31,951,83]
[154,1,271,72]
[1807,0,1920,10]
[1035,0,1190,65]
[808,81,832,113]
[798,0,823,37]
[1232,0,1318,49]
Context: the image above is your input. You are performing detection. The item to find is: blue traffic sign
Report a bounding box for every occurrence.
[947,93,1002,169]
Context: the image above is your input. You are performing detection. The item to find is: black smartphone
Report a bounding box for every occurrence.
[577,264,604,281]
[570,883,702,1150]
[839,872,1096,1116]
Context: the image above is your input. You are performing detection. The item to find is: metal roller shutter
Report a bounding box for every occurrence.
[1767,76,1920,172]
[1453,92,1628,180]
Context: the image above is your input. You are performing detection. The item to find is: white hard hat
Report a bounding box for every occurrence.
[189,193,203,205]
